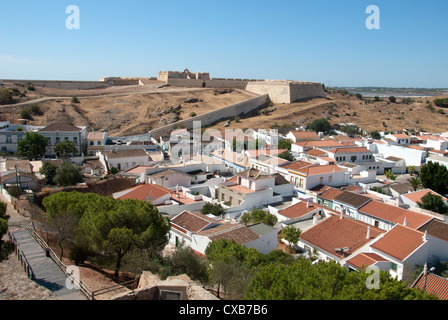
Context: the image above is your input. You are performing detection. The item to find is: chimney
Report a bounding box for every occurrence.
[403,217,408,227]
[366,226,371,239]
[423,230,428,241]
[307,200,310,208]
[340,209,344,220]
[313,214,318,225]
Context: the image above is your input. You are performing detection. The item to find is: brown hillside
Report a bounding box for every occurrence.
[208,90,448,135]
[1,82,448,137]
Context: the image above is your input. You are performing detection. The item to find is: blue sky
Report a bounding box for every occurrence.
[0,0,447,87]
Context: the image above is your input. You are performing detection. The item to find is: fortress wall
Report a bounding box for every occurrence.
[149,94,269,139]
[166,78,248,89]
[2,79,112,90]
[289,82,326,102]
[245,82,291,104]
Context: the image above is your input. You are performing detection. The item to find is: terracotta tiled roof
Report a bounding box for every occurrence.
[370,224,426,261]
[392,133,410,139]
[402,189,448,204]
[289,131,319,140]
[204,224,260,245]
[296,164,344,175]
[237,168,271,180]
[87,132,106,140]
[278,201,325,219]
[412,272,448,300]
[117,183,171,202]
[300,214,384,259]
[346,252,389,269]
[295,140,343,148]
[359,200,433,229]
[418,219,448,242]
[171,211,219,233]
[328,147,371,154]
[103,149,148,159]
[282,160,314,172]
[333,191,372,208]
[306,148,327,157]
[319,187,344,201]
[39,123,82,132]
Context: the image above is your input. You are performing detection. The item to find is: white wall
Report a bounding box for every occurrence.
[370,143,426,168]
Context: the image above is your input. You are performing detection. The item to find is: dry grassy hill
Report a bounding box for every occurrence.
[1,81,448,137]
[208,90,448,135]
[0,83,253,136]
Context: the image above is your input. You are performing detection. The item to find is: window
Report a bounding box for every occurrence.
[319,177,323,184]
[47,138,51,145]
[329,176,332,183]
[299,179,304,188]
[55,137,60,144]
[74,137,78,145]
[391,262,397,271]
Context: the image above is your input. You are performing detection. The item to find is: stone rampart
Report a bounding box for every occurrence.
[1,79,112,90]
[149,94,269,138]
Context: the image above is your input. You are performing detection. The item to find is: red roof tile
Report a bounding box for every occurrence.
[170,211,219,233]
[370,224,426,261]
[359,200,433,229]
[117,183,171,202]
[278,201,325,219]
[402,189,447,204]
[412,272,448,300]
[300,215,384,259]
[346,252,389,269]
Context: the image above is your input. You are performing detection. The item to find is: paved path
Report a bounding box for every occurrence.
[9,230,86,300]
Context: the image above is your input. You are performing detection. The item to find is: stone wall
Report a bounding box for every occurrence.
[2,79,112,90]
[246,80,326,103]
[149,94,270,139]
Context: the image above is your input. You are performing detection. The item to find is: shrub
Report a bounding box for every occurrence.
[189,112,197,117]
[389,96,396,103]
[20,109,31,119]
[72,96,79,103]
[30,105,40,114]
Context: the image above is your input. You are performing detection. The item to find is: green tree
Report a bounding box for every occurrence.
[54,162,84,187]
[168,245,209,284]
[278,150,294,161]
[389,96,396,103]
[54,140,78,157]
[370,131,381,140]
[201,202,227,217]
[244,259,437,300]
[420,162,448,195]
[40,161,58,185]
[308,118,332,133]
[417,192,448,215]
[281,225,302,253]
[20,109,32,120]
[0,89,14,105]
[240,206,278,226]
[0,201,13,263]
[17,132,48,159]
[408,177,421,192]
[75,198,170,277]
[277,139,292,150]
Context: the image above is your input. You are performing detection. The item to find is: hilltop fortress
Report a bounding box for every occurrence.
[154,69,326,104]
[2,69,325,104]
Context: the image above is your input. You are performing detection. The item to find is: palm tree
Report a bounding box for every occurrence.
[408,177,422,192]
